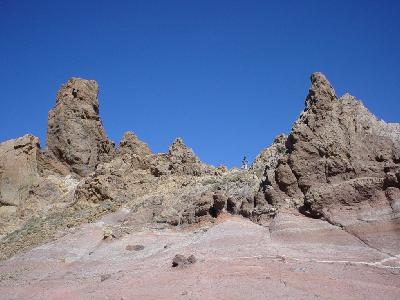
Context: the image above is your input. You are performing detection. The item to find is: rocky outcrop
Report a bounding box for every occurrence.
[251,134,287,177]
[46,78,115,176]
[150,138,214,177]
[0,135,41,208]
[0,134,80,237]
[260,73,400,249]
[1,73,400,261]
[118,132,151,157]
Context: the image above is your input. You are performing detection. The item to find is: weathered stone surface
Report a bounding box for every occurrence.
[0,206,17,218]
[150,138,213,177]
[125,244,145,251]
[0,134,81,237]
[46,78,114,176]
[172,254,196,267]
[0,134,40,207]
[1,74,400,299]
[252,134,287,177]
[0,213,398,299]
[118,131,151,157]
[261,73,400,221]
[305,72,336,108]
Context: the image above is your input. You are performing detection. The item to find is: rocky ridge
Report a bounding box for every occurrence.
[261,73,400,254]
[0,72,399,261]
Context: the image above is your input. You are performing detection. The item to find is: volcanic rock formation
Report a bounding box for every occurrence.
[0,72,399,263]
[260,73,400,254]
[47,78,115,176]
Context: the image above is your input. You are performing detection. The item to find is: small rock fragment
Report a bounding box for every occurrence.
[172,254,196,267]
[103,227,115,240]
[187,254,196,264]
[100,274,111,282]
[126,244,145,251]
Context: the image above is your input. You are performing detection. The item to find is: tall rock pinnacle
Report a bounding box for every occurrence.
[262,72,400,231]
[46,78,114,176]
[305,72,337,108]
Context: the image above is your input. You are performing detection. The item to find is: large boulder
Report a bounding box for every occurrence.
[46,78,115,176]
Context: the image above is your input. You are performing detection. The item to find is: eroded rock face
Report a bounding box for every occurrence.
[0,134,40,207]
[261,73,400,225]
[150,138,213,177]
[118,132,151,157]
[1,73,400,262]
[252,134,287,177]
[46,78,115,176]
[0,134,80,237]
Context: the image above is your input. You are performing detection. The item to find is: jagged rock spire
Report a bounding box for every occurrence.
[119,131,151,156]
[305,72,337,108]
[168,138,198,162]
[46,78,114,176]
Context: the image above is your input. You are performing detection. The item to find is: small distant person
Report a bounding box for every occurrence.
[241,155,248,170]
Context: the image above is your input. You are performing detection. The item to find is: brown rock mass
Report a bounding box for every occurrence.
[46,78,114,176]
[260,72,400,254]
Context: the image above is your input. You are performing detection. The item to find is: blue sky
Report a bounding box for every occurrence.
[1,1,399,167]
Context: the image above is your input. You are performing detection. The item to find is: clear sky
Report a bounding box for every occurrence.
[1,1,399,167]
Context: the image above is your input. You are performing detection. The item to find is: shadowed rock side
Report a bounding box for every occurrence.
[0,73,399,263]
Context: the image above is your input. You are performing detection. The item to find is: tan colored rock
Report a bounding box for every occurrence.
[150,138,213,177]
[0,206,17,218]
[0,134,40,207]
[252,134,287,177]
[46,78,115,176]
[0,133,82,238]
[118,131,151,157]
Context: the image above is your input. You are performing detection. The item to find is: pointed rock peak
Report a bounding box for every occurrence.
[121,131,139,143]
[340,93,356,101]
[168,138,198,161]
[171,137,184,146]
[169,138,189,153]
[305,72,337,108]
[273,133,287,144]
[56,78,99,106]
[119,131,151,156]
[13,134,40,150]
